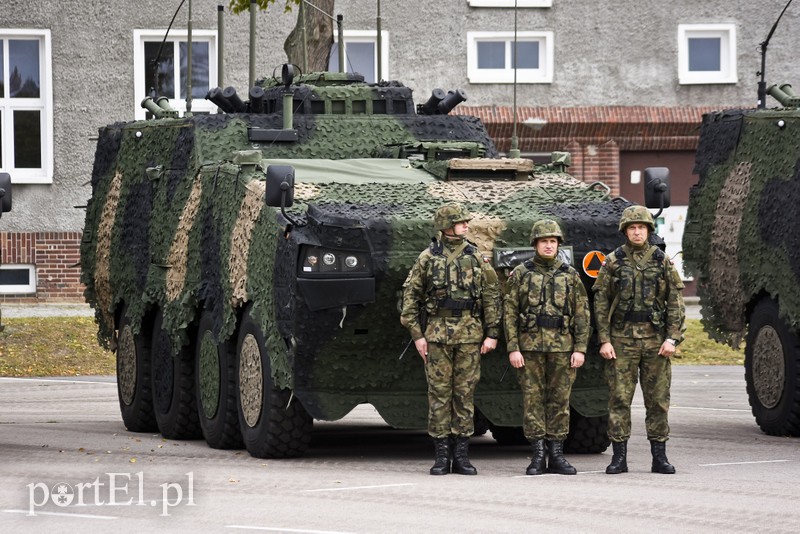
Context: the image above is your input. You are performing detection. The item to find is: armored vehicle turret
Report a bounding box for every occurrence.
[82,45,672,457]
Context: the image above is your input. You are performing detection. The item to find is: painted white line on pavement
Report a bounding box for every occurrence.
[699,459,792,467]
[0,377,116,385]
[671,405,750,412]
[3,509,117,520]
[300,483,414,493]
[512,469,606,478]
[227,526,354,534]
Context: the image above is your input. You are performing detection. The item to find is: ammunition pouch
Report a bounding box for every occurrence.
[536,314,564,329]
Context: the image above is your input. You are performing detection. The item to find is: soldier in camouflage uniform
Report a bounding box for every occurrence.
[593,205,685,475]
[400,203,501,475]
[503,220,590,475]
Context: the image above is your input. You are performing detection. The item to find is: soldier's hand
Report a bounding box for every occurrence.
[414,338,428,363]
[481,337,497,354]
[570,351,585,368]
[658,340,676,358]
[599,342,616,360]
[509,350,524,368]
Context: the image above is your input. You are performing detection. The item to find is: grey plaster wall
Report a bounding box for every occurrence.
[2,0,800,233]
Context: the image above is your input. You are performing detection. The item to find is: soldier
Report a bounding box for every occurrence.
[400,203,501,475]
[503,219,590,475]
[593,205,685,475]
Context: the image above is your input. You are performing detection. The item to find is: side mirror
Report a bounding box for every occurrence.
[0,172,12,215]
[643,167,670,211]
[265,165,295,208]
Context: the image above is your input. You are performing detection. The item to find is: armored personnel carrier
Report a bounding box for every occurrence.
[684,86,800,437]
[683,5,800,438]
[82,57,673,457]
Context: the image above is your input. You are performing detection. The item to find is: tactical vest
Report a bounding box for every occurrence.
[424,240,483,318]
[609,245,668,329]
[517,259,573,334]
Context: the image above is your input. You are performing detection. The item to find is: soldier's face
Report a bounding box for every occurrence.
[625,223,649,246]
[535,237,559,259]
[444,221,469,238]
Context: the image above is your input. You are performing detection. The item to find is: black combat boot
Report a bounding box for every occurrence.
[525,439,547,475]
[546,440,577,475]
[606,441,628,474]
[451,436,478,475]
[650,440,676,474]
[429,437,451,475]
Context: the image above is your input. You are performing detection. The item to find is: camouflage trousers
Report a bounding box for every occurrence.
[516,351,576,441]
[605,336,671,442]
[425,342,481,438]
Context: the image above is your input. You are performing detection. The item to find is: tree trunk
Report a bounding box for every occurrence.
[284,0,335,73]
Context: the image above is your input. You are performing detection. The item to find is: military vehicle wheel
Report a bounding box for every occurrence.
[116,306,157,432]
[489,425,528,445]
[236,309,312,458]
[150,310,202,440]
[745,298,800,436]
[564,410,610,453]
[473,408,490,437]
[195,311,243,449]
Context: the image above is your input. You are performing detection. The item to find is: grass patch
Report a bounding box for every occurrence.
[673,318,744,365]
[0,316,743,377]
[0,316,115,377]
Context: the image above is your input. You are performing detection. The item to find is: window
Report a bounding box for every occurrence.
[0,30,53,184]
[678,24,737,85]
[329,30,390,83]
[467,31,553,84]
[0,264,36,294]
[468,1,552,7]
[133,30,217,120]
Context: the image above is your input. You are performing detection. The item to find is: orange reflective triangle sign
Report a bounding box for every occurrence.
[582,250,606,278]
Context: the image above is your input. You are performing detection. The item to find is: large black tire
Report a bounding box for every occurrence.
[745,298,800,436]
[564,410,610,453]
[489,425,528,446]
[150,310,202,440]
[195,311,243,449]
[236,308,312,458]
[116,306,157,432]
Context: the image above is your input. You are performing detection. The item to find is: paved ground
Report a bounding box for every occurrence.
[0,366,797,533]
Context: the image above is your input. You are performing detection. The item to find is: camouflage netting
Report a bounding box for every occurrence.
[82,77,631,427]
[684,109,800,347]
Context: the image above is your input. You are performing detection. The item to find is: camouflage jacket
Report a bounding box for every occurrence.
[503,257,590,353]
[593,243,685,343]
[400,237,500,344]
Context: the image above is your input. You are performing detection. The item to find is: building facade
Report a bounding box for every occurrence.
[2,0,798,301]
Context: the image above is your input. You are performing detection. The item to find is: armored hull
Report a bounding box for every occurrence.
[82,72,625,457]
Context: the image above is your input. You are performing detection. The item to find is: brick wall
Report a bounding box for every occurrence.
[0,232,84,302]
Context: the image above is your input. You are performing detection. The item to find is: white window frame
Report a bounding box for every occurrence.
[0,264,36,294]
[331,30,390,82]
[678,24,737,85]
[133,30,218,120]
[0,29,54,184]
[467,31,553,84]
[468,1,553,7]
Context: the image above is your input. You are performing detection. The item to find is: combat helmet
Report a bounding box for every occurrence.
[434,203,472,231]
[530,219,564,244]
[618,205,655,233]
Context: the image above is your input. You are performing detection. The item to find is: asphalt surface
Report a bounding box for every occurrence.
[0,367,798,533]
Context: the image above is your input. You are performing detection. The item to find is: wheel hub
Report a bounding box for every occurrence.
[239,333,263,428]
[117,325,136,406]
[752,325,785,409]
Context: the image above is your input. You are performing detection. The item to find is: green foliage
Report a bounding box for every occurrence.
[228,0,298,15]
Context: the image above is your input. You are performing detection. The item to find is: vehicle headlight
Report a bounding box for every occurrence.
[300,246,372,276]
